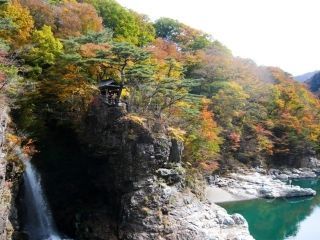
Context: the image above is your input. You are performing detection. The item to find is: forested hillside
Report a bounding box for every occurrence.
[1,0,320,174]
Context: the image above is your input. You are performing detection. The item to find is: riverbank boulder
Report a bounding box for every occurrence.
[212,170,316,200]
[270,168,318,180]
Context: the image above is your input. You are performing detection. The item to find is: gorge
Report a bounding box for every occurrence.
[14,100,320,240]
[1,0,320,239]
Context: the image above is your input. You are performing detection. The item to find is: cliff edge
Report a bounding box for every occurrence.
[74,98,253,240]
[0,104,23,240]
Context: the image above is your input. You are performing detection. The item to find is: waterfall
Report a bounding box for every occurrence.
[21,157,62,240]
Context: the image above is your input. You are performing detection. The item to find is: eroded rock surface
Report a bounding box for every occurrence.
[210,169,317,200]
[269,168,319,180]
[75,98,253,240]
[0,107,23,240]
[120,179,253,240]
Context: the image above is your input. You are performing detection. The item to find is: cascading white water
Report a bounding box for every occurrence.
[21,158,62,240]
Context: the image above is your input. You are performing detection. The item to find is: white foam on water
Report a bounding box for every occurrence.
[19,149,64,240]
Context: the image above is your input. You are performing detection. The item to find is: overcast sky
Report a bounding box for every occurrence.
[117,0,320,76]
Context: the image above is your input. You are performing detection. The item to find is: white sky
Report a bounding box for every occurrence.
[117,0,320,76]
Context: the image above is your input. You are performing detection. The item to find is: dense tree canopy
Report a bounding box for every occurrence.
[55,1,103,38]
[154,17,212,51]
[26,25,63,66]
[86,0,155,46]
[1,0,320,174]
[0,1,34,47]
[19,0,55,29]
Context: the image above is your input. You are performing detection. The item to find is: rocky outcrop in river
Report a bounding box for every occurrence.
[208,168,318,201]
[269,168,319,180]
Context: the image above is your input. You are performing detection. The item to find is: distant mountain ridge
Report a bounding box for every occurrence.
[294,70,319,82]
[306,72,320,95]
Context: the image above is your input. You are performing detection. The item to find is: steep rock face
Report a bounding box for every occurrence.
[81,99,181,195]
[0,107,23,240]
[77,98,253,240]
[119,178,253,240]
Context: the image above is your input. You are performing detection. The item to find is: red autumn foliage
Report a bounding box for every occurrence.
[228,132,241,151]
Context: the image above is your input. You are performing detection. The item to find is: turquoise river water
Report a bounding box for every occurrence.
[219,178,320,240]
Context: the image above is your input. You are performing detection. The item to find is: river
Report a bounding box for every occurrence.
[219,178,320,240]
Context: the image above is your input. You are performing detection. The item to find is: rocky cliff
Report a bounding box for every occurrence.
[0,105,23,240]
[66,98,253,240]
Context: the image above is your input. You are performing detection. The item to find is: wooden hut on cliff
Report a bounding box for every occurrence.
[98,80,123,106]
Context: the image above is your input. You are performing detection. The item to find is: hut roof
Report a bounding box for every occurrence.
[98,80,122,89]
